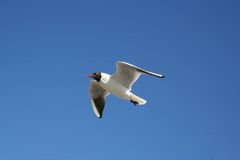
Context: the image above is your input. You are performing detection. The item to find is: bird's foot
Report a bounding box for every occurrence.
[130,99,139,106]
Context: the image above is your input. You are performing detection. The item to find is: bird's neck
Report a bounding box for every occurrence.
[100,73,111,84]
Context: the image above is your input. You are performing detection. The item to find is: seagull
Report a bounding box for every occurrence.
[87,61,165,118]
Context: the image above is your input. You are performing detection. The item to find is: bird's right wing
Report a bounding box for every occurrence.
[89,80,110,118]
[112,61,164,89]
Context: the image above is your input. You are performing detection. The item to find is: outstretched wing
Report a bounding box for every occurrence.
[89,81,109,118]
[112,61,164,89]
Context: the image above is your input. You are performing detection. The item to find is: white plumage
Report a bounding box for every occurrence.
[88,61,165,118]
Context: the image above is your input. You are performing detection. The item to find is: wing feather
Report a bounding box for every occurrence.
[89,81,109,118]
[112,61,164,89]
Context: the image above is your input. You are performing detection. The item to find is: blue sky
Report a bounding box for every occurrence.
[0,0,240,159]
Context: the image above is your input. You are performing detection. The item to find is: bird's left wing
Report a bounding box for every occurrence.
[89,80,110,118]
[112,61,164,89]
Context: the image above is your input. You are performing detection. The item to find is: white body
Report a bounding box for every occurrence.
[99,73,131,100]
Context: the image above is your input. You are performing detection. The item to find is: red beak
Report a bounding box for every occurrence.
[87,74,95,78]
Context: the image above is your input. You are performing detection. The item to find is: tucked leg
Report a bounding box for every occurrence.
[130,99,139,105]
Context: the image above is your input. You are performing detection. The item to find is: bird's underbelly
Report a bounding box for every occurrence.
[100,80,131,100]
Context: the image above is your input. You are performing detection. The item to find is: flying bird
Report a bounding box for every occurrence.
[87,61,165,118]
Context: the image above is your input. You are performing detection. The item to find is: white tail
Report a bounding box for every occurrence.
[130,93,147,105]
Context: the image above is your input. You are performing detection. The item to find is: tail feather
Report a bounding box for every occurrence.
[130,94,147,105]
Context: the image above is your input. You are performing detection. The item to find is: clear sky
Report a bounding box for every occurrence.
[0,0,240,160]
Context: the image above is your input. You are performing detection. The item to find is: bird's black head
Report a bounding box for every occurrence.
[87,72,102,82]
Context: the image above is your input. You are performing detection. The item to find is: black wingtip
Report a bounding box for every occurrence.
[160,75,165,78]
